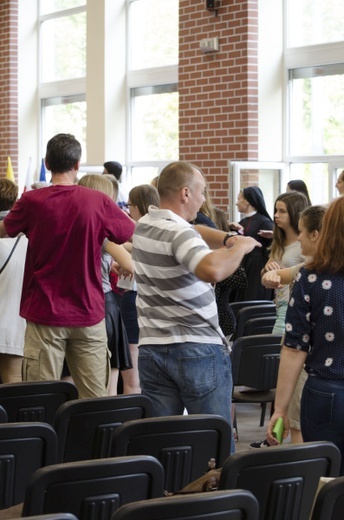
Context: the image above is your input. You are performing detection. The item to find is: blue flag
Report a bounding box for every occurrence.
[39,158,46,181]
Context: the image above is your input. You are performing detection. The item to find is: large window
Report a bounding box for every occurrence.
[289,63,344,157]
[41,11,86,82]
[131,85,178,162]
[42,96,87,162]
[287,0,344,47]
[285,0,344,202]
[127,0,179,185]
[39,1,87,162]
[129,0,179,70]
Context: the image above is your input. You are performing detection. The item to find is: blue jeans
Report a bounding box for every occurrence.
[138,342,234,452]
[301,376,344,475]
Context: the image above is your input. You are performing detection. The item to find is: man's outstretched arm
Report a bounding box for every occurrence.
[195,236,260,283]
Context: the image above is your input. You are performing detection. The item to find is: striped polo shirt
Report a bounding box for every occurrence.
[132,206,226,346]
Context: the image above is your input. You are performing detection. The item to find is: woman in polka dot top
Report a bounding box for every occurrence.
[266,196,344,475]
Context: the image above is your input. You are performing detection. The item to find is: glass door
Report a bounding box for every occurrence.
[228,161,288,222]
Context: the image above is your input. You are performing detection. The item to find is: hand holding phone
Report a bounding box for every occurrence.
[272,417,284,444]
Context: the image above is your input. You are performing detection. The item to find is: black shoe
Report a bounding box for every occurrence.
[249,439,270,448]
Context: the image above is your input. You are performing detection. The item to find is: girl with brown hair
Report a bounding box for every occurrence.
[267,196,344,475]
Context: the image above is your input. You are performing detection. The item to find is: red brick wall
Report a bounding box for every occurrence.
[0,0,18,180]
[179,0,258,210]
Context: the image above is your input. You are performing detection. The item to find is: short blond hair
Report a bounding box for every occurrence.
[158,161,201,201]
[78,174,114,199]
[102,174,119,201]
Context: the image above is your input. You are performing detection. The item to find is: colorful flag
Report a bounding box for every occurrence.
[39,158,46,182]
[23,157,33,193]
[6,156,15,182]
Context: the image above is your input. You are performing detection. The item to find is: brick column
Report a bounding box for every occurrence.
[0,0,18,180]
[179,0,258,209]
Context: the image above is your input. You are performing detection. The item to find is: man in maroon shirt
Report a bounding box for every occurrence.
[0,134,135,398]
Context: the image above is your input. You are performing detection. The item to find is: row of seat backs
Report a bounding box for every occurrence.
[111,475,344,520]
[11,491,259,520]
[0,413,232,510]
[55,409,232,492]
[20,441,342,520]
[0,381,232,501]
[0,333,283,509]
[0,390,154,509]
[0,329,280,440]
[0,413,341,520]
[230,301,276,340]
[9,474,344,520]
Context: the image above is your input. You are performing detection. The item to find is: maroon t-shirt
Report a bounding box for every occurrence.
[4,185,135,327]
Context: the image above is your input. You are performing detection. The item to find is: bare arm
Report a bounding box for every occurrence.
[261,266,294,289]
[194,225,238,250]
[194,236,260,283]
[266,346,307,445]
[257,229,274,239]
[0,221,7,238]
[122,242,132,254]
[104,241,135,277]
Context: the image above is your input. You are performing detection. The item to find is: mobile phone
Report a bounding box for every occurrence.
[272,417,284,444]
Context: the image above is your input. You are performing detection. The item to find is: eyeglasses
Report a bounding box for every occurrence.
[125,203,136,208]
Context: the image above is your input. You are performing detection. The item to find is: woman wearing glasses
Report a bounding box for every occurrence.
[117,184,160,394]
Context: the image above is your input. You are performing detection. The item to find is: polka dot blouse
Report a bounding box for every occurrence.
[284,266,344,379]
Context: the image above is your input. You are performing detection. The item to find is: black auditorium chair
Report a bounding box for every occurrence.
[0,380,78,425]
[219,441,341,520]
[54,394,153,462]
[231,334,282,430]
[111,489,259,520]
[111,414,231,493]
[22,455,164,520]
[0,422,58,509]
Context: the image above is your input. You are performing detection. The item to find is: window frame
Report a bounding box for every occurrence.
[38,2,87,162]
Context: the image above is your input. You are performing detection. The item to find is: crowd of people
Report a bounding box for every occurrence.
[1,134,344,469]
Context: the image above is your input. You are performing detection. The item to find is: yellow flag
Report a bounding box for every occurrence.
[6,156,15,182]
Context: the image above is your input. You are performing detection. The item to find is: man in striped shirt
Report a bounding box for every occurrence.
[132,161,260,448]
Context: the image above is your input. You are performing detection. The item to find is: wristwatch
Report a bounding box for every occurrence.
[223,233,232,246]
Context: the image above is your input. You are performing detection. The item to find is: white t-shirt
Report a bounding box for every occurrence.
[274,241,304,304]
[0,231,28,356]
